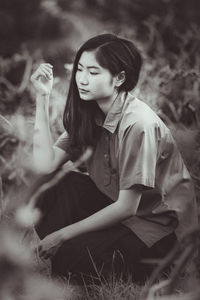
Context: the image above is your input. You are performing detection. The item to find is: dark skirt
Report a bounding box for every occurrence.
[35,171,177,284]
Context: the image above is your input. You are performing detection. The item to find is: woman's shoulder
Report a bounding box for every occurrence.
[120,95,167,133]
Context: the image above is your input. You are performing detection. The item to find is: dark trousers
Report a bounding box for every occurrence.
[35,171,177,284]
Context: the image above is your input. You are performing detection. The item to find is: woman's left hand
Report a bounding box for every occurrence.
[37,231,64,260]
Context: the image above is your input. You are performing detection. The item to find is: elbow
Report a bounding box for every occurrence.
[115,201,136,221]
[33,159,57,175]
[121,208,136,224]
[124,208,136,219]
[33,152,57,175]
[117,189,141,219]
[34,165,55,175]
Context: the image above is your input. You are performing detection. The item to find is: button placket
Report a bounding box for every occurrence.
[103,131,111,186]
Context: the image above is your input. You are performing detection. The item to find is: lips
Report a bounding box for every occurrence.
[79,88,89,93]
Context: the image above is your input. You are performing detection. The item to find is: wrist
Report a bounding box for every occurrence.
[59,224,77,242]
[36,95,50,108]
[59,228,68,241]
[36,93,50,100]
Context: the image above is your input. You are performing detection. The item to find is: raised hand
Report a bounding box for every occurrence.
[31,63,53,96]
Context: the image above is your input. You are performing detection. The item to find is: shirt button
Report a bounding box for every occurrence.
[104,154,108,160]
[161,151,168,159]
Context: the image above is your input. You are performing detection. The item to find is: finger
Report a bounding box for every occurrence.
[31,65,52,81]
[32,245,39,255]
[38,68,52,80]
[32,243,41,253]
[39,249,46,258]
[41,63,53,68]
[34,70,51,81]
[40,65,53,76]
[37,246,43,257]
[43,252,52,260]
[39,249,53,260]
[40,64,53,74]
[31,69,46,81]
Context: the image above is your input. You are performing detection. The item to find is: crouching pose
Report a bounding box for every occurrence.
[31,33,197,283]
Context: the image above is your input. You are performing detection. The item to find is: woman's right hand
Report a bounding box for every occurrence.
[31,63,53,96]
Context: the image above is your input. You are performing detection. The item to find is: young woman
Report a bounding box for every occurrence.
[31,33,197,283]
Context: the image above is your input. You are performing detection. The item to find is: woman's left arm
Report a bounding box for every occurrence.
[38,189,141,259]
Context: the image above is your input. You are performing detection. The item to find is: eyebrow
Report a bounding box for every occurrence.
[78,62,100,69]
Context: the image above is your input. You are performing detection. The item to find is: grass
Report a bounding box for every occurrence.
[1,123,199,299]
[12,220,197,300]
[0,47,200,298]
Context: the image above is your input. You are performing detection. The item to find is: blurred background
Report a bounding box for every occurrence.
[0,0,200,298]
[0,0,199,201]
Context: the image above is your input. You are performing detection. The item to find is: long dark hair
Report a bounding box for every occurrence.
[63,33,142,157]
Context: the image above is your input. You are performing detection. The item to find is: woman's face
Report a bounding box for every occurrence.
[75,50,117,102]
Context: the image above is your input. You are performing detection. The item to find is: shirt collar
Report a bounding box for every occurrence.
[95,91,129,133]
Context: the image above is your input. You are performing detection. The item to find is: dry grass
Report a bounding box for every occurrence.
[1,18,200,298]
[1,82,200,299]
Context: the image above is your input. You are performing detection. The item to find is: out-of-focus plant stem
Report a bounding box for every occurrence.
[145,227,200,299]
[22,147,93,220]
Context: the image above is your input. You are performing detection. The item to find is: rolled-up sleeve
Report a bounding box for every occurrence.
[119,123,159,190]
[54,131,69,152]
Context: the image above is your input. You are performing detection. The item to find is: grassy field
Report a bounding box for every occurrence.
[0,2,200,297]
[0,78,199,299]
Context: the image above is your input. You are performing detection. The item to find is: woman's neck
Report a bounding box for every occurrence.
[95,90,119,116]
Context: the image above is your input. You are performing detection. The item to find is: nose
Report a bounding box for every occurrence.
[78,72,89,85]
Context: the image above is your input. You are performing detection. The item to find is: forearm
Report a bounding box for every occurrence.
[33,95,55,172]
[59,200,133,241]
[38,189,141,259]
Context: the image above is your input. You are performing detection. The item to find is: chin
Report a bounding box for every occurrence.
[79,94,93,101]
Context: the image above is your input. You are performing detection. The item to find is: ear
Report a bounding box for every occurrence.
[115,71,126,88]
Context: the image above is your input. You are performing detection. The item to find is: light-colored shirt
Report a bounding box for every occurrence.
[55,92,198,247]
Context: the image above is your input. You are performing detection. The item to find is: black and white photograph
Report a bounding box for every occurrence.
[0,0,200,299]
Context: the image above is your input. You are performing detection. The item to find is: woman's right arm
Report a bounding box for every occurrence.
[31,64,68,174]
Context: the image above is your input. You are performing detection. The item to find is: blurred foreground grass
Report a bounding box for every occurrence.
[0,1,200,298]
[0,74,200,299]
